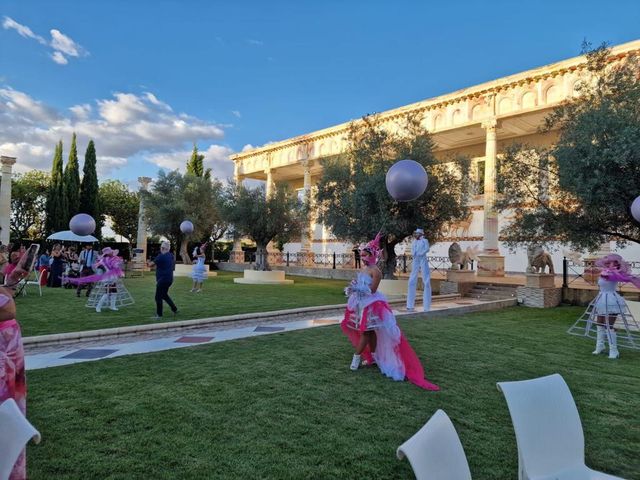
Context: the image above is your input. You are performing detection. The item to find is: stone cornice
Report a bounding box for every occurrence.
[231,39,640,163]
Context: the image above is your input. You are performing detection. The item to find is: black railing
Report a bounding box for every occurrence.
[561,257,640,288]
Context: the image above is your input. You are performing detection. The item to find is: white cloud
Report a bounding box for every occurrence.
[50,29,86,58]
[231,110,241,118]
[69,103,92,119]
[0,87,232,179]
[50,51,68,65]
[2,16,47,45]
[1,17,87,65]
[146,144,235,180]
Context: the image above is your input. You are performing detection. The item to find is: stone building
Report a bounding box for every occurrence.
[230,40,640,274]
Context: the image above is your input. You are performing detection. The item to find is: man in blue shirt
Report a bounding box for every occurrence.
[76,243,97,297]
[147,241,178,319]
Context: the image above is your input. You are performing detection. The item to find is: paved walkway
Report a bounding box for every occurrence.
[25,296,513,371]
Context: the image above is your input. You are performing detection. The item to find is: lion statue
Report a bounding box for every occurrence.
[527,245,554,274]
[448,243,480,270]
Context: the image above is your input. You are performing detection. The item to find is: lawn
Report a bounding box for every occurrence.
[16,272,348,337]
[25,306,640,479]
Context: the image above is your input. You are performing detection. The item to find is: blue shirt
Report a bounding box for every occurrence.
[154,252,174,283]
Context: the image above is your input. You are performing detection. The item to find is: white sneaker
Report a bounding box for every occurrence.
[350,354,361,371]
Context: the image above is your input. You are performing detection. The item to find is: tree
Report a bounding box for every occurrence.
[186,144,212,179]
[143,170,226,264]
[315,114,472,278]
[495,43,640,252]
[45,141,68,235]
[99,180,139,242]
[79,140,103,239]
[222,183,307,271]
[64,132,81,222]
[11,170,50,240]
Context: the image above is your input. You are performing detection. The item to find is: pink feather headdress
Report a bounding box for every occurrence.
[595,254,630,274]
[360,232,383,266]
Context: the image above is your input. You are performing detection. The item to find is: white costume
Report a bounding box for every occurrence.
[406,229,431,311]
[191,256,207,283]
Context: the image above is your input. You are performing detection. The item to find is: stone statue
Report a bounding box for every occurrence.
[448,243,480,270]
[527,245,555,274]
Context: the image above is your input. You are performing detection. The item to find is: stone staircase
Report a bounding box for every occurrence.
[466,283,519,301]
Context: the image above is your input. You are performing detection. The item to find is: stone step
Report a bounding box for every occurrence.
[469,287,517,295]
[466,293,514,301]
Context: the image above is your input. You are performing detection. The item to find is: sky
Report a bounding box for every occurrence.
[1,0,639,188]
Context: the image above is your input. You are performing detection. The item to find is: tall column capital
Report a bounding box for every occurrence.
[481,118,499,131]
[138,176,152,191]
[0,156,17,168]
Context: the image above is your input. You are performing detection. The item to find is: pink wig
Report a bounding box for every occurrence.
[595,253,630,273]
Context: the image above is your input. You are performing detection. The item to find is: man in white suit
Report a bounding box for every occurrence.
[406,228,431,312]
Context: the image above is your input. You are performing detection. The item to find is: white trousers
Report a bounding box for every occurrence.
[407,256,431,311]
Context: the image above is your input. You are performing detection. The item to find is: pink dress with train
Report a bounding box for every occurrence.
[341,272,439,391]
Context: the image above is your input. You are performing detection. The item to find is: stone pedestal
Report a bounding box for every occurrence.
[446,269,476,283]
[525,274,555,288]
[173,263,217,277]
[440,280,476,296]
[477,254,505,277]
[516,286,561,308]
[378,279,408,296]
[234,270,293,285]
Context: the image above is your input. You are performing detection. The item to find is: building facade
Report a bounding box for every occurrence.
[230,40,640,274]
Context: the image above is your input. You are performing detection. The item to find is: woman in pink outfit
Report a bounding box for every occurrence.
[341,233,439,391]
[0,285,27,479]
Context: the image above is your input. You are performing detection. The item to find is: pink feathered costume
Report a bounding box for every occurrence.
[341,234,439,391]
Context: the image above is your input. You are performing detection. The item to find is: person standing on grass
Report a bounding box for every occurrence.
[406,228,431,312]
[341,233,439,391]
[0,285,29,479]
[147,241,178,319]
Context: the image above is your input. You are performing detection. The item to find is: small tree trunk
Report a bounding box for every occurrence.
[179,238,191,265]
[254,242,270,271]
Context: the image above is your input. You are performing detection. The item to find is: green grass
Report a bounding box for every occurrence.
[26,306,640,479]
[16,272,348,337]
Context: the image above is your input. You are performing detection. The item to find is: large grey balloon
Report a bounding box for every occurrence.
[631,196,640,223]
[180,220,194,234]
[69,213,96,236]
[385,159,428,202]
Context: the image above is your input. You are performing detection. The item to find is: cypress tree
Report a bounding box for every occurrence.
[186,144,204,177]
[79,140,103,238]
[64,132,81,222]
[45,141,68,234]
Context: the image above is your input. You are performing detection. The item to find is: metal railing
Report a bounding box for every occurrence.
[561,258,640,287]
[241,251,461,274]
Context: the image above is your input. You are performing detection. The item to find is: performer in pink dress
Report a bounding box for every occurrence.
[0,286,27,480]
[341,233,439,391]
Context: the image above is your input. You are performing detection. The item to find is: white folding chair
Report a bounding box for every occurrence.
[24,269,43,296]
[497,373,625,480]
[397,409,472,480]
[0,399,41,480]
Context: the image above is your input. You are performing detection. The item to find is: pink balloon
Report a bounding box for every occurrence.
[631,196,640,223]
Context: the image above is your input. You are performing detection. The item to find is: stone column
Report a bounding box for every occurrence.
[135,176,152,264]
[265,167,274,199]
[477,119,505,276]
[231,164,245,263]
[300,160,313,255]
[0,156,16,246]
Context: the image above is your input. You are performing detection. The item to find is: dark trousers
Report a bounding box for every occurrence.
[76,267,94,296]
[155,280,177,317]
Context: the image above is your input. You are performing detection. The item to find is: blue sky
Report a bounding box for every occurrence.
[1,0,639,186]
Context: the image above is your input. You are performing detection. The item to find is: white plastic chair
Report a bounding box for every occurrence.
[24,269,43,296]
[497,373,625,480]
[0,399,41,480]
[397,409,472,480]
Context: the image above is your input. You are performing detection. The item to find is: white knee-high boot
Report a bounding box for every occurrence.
[96,294,108,313]
[350,354,361,371]
[109,294,119,311]
[592,326,606,355]
[608,329,619,359]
